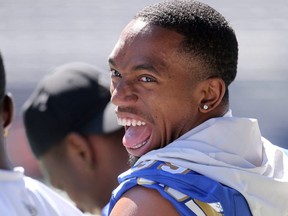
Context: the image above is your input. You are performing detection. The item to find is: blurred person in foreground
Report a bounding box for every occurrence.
[22,62,128,215]
[107,0,288,216]
[0,53,83,215]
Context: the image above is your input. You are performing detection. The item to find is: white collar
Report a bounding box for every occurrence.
[137,110,288,216]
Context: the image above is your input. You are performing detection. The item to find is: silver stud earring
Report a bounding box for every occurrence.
[203,104,209,110]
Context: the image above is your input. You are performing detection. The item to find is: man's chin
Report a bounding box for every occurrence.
[128,154,140,166]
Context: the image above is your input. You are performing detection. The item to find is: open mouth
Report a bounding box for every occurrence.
[131,140,148,149]
[118,117,152,151]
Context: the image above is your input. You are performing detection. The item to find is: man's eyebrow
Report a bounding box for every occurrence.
[133,64,157,73]
[108,58,116,67]
[108,59,160,76]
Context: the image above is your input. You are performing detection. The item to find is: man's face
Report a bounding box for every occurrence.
[108,19,205,158]
[39,146,97,213]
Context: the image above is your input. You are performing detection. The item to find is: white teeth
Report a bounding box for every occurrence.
[132,141,147,149]
[118,118,146,126]
[127,119,131,126]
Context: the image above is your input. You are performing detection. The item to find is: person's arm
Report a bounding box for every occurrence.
[110,186,179,216]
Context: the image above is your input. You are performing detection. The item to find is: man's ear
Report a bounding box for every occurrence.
[198,78,226,113]
[65,133,95,169]
[2,93,14,129]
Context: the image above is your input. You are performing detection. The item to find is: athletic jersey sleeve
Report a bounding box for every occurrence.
[109,160,252,216]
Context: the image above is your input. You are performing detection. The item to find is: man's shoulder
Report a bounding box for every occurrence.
[109,160,251,216]
[110,185,179,216]
[23,176,84,215]
[0,174,83,215]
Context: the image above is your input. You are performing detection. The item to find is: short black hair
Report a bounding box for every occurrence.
[0,53,6,106]
[134,0,238,88]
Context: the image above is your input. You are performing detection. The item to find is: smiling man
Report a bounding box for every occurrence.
[107,1,288,216]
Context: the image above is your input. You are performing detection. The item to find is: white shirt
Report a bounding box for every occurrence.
[137,110,288,216]
[0,167,83,216]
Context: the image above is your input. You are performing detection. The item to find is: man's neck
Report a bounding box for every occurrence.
[0,146,13,170]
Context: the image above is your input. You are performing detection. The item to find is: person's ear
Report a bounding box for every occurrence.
[198,78,226,113]
[65,133,95,169]
[2,93,14,130]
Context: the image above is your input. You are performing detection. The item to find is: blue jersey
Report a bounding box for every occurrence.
[109,160,252,216]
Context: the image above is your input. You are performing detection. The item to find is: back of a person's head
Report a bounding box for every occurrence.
[22,62,121,158]
[134,0,238,88]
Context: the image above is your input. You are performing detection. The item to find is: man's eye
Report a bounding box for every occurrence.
[111,70,121,77]
[139,76,155,82]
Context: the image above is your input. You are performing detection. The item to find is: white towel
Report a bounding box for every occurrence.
[137,110,288,216]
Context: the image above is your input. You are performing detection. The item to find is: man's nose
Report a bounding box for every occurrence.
[111,79,138,106]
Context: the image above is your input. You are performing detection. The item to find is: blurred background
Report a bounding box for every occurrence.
[0,0,287,184]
